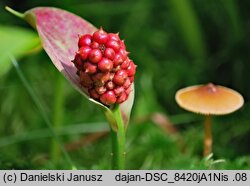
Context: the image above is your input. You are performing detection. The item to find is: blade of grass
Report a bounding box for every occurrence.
[0,122,108,147]
[9,55,76,169]
[168,0,207,63]
[51,74,65,163]
[220,0,243,42]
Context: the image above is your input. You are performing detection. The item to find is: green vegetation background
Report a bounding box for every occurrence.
[0,0,249,169]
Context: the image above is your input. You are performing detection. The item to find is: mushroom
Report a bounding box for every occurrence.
[175,83,244,156]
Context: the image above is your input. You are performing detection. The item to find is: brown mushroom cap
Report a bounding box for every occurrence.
[175,83,244,115]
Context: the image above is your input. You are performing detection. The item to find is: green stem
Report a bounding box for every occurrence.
[51,74,65,162]
[110,104,126,170]
[5,6,24,19]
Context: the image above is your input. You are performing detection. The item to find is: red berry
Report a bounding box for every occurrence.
[90,41,99,49]
[104,48,115,60]
[89,89,100,99]
[117,92,127,104]
[106,81,115,90]
[108,33,120,41]
[114,70,128,85]
[118,48,128,60]
[95,86,107,95]
[100,90,116,105]
[98,58,113,72]
[120,40,126,49]
[113,53,123,66]
[88,49,102,63]
[114,86,124,96]
[78,46,91,60]
[80,72,93,88]
[125,87,132,95]
[123,78,131,89]
[93,28,108,44]
[78,34,92,47]
[92,72,110,86]
[127,62,136,76]
[72,54,83,70]
[121,58,130,69]
[106,40,120,52]
[84,62,97,74]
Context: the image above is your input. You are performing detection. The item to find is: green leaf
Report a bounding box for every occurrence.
[0,25,40,76]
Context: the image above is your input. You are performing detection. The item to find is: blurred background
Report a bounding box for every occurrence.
[0,0,250,169]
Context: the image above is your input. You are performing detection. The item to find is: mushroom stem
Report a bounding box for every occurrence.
[204,115,212,156]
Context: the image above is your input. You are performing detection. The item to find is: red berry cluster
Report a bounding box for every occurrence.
[72,28,136,106]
